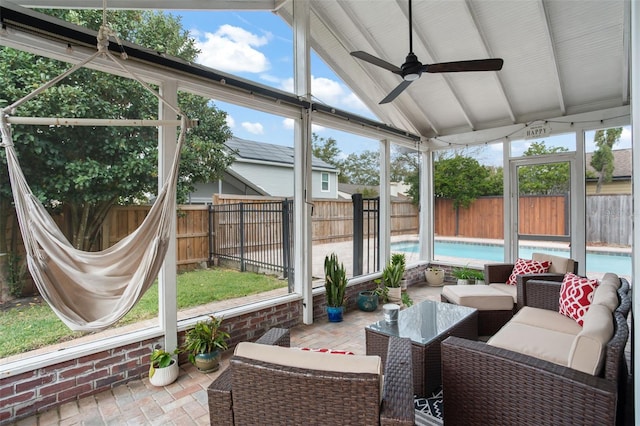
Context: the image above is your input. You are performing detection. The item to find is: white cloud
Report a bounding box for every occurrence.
[242,122,264,134]
[225,115,235,128]
[280,76,370,114]
[282,118,325,133]
[193,25,270,73]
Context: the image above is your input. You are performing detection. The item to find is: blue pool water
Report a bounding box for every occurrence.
[391,240,632,277]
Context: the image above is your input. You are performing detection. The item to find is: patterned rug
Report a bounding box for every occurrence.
[414,388,443,426]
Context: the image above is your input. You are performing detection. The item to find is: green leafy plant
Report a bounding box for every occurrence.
[382,261,404,288]
[452,266,474,280]
[373,281,389,303]
[149,346,178,378]
[391,253,406,274]
[324,253,348,307]
[7,252,26,298]
[468,269,485,281]
[182,315,230,364]
[401,292,414,307]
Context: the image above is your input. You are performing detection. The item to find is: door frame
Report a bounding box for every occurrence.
[507,152,585,273]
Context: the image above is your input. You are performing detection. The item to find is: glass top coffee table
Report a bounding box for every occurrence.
[365,299,478,397]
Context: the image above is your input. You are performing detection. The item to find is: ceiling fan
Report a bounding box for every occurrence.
[350,0,504,104]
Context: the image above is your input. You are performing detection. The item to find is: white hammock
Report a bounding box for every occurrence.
[0,26,187,331]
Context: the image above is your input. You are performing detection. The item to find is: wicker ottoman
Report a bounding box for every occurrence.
[441,285,514,336]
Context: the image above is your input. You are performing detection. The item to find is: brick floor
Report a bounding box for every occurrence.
[11,284,442,426]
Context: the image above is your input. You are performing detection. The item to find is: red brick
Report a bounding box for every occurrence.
[15,395,56,417]
[76,368,109,385]
[0,410,11,422]
[59,364,94,379]
[96,372,125,389]
[126,346,149,359]
[112,359,140,374]
[0,390,35,406]
[15,375,55,393]
[39,378,75,397]
[59,383,92,402]
[95,354,125,369]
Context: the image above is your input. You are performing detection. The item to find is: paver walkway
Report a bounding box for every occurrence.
[11,284,443,425]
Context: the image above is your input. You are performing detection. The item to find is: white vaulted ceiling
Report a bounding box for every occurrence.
[10,0,633,146]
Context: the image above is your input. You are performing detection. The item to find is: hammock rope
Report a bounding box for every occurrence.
[0,21,188,331]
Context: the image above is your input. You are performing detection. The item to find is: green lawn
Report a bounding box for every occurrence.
[0,268,286,358]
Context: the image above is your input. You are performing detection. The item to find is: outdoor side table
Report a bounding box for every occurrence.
[365,299,478,397]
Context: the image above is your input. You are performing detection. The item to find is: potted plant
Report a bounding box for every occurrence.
[182,315,230,373]
[324,252,348,322]
[356,289,379,312]
[391,253,408,291]
[382,259,404,303]
[425,267,445,286]
[148,345,179,387]
[452,266,474,285]
[469,269,485,284]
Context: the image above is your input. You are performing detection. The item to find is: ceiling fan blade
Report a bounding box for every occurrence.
[351,51,402,75]
[424,58,504,73]
[380,80,413,104]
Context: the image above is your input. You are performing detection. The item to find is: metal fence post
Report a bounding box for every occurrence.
[282,199,294,292]
[352,193,363,276]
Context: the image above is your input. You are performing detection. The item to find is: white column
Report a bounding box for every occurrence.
[292,0,313,324]
[630,1,639,423]
[158,79,178,352]
[379,139,391,268]
[419,149,432,262]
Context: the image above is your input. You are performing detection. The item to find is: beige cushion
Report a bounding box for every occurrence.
[510,307,583,335]
[531,252,575,274]
[487,322,575,367]
[568,304,614,375]
[592,279,620,312]
[234,342,382,375]
[600,272,621,290]
[489,283,517,302]
[442,285,513,311]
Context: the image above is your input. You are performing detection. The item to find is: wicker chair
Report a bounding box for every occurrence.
[441,277,630,426]
[208,328,415,425]
[485,252,579,310]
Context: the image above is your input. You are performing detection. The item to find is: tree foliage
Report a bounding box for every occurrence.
[312,134,348,183]
[590,128,622,193]
[434,155,492,209]
[341,150,380,186]
[0,10,233,251]
[518,141,569,195]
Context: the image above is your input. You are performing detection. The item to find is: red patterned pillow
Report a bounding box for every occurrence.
[559,273,599,326]
[506,258,551,285]
[299,347,355,355]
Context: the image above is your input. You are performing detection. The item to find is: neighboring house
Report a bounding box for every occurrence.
[188,137,339,203]
[585,148,632,195]
[337,183,410,200]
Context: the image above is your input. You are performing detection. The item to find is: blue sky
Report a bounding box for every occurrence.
[173,10,379,157]
[172,10,632,164]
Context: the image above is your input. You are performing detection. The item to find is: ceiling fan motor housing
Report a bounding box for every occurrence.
[401,53,422,81]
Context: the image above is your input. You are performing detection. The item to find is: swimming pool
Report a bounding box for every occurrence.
[391,240,632,277]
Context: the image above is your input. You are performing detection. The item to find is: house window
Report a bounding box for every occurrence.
[321,172,330,192]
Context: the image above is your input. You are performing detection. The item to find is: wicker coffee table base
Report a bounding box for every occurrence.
[365,310,478,397]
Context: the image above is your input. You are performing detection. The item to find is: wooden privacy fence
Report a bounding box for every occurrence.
[434,195,569,238]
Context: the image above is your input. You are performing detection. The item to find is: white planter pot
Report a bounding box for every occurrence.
[457,279,470,285]
[400,278,408,292]
[149,359,179,387]
[425,269,445,286]
[387,287,402,303]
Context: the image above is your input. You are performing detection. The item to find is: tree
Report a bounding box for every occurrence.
[0,10,233,253]
[590,128,622,193]
[434,155,491,209]
[341,150,380,186]
[311,134,347,183]
[518,141,569,195]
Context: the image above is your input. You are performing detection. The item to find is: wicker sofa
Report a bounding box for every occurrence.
[208,328,415,425]
[441,273,630,426]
